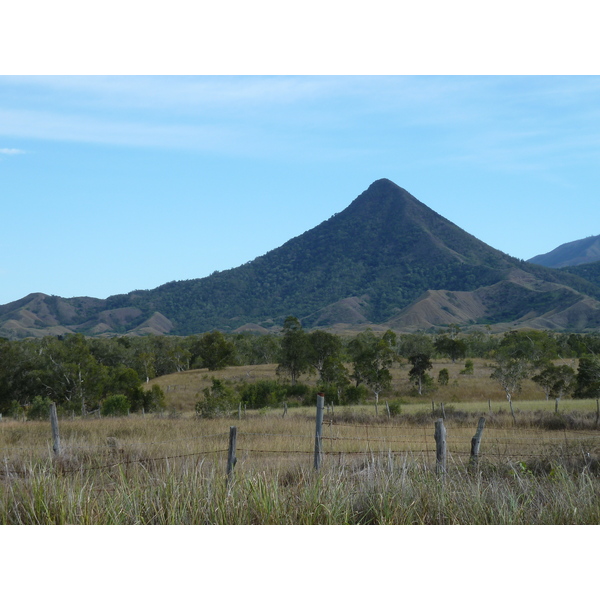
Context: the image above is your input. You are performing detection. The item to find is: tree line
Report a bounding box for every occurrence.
[1,323,600,419]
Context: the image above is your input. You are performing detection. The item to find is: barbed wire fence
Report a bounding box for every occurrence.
[2,398,600,481]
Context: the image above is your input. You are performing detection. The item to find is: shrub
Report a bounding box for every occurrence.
[438,368,450,386]
[239,380,287,409]
[284,382,312,401]
[460,360,474,375]
[129,384,166,413]
[195,378,236,418]
[144,384,166,413]
[26,396,53,420]
[342,385,369,405]
[387,400,402,416]
[101,394,131,417]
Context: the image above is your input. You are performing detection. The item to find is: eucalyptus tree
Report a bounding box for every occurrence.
[190,331,236,371]
[277,317,312,385]
[33,334,108,416]
[408,353,433,396]
[307,330,343,381]
[490,355,531,425]
[348,330,397,415]
[397,332,434,359]
[574,356,600,399]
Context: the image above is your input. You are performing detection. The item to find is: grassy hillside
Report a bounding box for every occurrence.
[146,358,595,415]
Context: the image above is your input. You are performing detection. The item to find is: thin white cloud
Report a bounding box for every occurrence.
[0,148,25,155]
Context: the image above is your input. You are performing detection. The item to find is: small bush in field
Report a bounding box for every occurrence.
[101,394,131,417]
[195,378,236,418]
[438,368,450,386]
[387,400,402,416]
[144,384,166,412]
[460,360,474,375]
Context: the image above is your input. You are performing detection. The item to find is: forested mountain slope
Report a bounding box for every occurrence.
[2,179,600,338]
[560,261,600,288]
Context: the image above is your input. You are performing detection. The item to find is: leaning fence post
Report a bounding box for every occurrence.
[227,426,237,480]
[50,402,61,458]
[469,417,486,471]
[314,393,325,471]
[434,418,446,476]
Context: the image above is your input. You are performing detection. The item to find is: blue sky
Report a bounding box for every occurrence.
[2,75,600,305]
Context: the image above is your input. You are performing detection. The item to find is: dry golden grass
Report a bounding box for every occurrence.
[2,409,600,524]
[2,358,598,524]
[145,358,592,416]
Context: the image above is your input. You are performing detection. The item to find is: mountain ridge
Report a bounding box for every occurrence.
[2,179,600,339]
[529,234,600,268]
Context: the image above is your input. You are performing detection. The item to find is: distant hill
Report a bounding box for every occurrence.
[2,179,600,339]
[529,234,600,268]
[560,260,600,288]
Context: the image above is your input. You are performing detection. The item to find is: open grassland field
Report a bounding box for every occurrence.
[2,399,600,524]
[147,358,589,415]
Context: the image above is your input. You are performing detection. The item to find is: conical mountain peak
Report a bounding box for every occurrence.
[2,179,600,338]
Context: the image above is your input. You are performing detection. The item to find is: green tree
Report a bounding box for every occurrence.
[490,355,531,424]
[307,330,343,381]
[349,330,397,415]
[398,333,434,359]
[532,364,576,413]
[438,368,449,386]
[460,359,474,375]
[550,365,577,413]
[190,331,237,371]
[276,317,312,385]
[435,335,467,363]
[33,334,108,415]
[0,339,34,413]
[497,330,558,368]
[239,379,287,409]
[101,394,131,417]
[195,378,236,418]
[574,356,600,399]
[408,353,433,396]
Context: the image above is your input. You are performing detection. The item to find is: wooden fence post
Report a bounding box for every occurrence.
[314,393,325,471]
[50,403,61,458]
[434,418,446,476]
[238,402,242,420]
[227,426,237,480]
[469,417,486,471]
